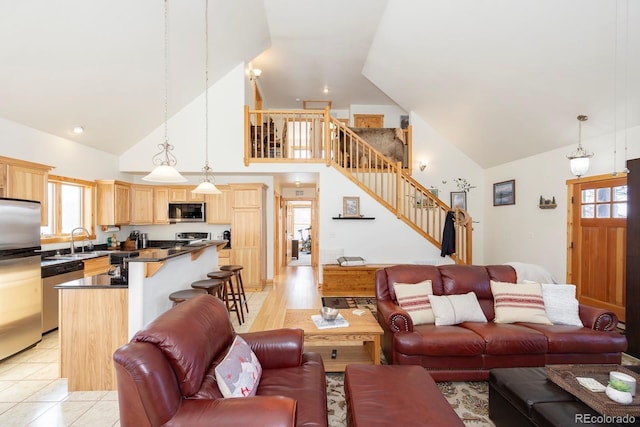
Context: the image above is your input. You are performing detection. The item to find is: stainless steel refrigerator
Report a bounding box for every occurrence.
[0,197,42,361]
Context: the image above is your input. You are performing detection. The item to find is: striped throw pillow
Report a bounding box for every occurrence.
[491,280,552,325]
[393,280,434,325]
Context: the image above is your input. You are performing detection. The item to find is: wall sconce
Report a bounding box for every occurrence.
[419,160,429,171]
[250,68,262,81]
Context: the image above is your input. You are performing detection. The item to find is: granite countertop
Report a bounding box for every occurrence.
[128,240,227,262]
[54,274,128,289]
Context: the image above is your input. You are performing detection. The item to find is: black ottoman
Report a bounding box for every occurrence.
[489,367,627,427]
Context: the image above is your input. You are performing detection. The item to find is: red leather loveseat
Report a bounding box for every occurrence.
[113,295,328,427]
[376,264,628,381]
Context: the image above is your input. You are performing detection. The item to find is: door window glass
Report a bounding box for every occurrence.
[581,185,627,219]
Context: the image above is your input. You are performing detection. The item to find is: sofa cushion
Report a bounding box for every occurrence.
[491,281,552,325]
[394,324,486,356]
[462,322,548,355]
[541,284,583,327]
[439,265,498,320]
[393,280,434,325]
[517,323,628,353]
[382,264,445,298]
[429,292,487,326]
[215,336,262,398]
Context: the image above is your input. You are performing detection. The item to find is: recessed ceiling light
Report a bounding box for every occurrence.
[72,126,84,134]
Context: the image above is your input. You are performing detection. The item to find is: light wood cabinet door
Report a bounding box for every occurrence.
[206,185,232,224]
[130,185,154,225]
[6,163,50,225]
[231,184,265,208]
[353,114,384,128]
[83,256,110,277]
[153,187,169,224]
[96,180,130,226]
[169,187,204,202]
[231,186,266,290]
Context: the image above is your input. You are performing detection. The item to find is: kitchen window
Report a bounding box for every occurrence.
[40,175,95,243]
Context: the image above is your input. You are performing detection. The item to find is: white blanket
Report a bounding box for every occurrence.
[504,262,559,284]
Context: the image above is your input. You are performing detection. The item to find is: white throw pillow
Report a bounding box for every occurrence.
[214,336,262,398]
[541,283,583,327]
[393,280,434,325]
[429,292,487,326]
[491,281,552,325]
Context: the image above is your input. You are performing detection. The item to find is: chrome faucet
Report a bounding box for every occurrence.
[70,227,91,254]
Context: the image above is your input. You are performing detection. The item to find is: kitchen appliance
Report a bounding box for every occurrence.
[168,203,206,223]
[109,251,139,284]
[223,230,231,248]
[41,259,84,333]
[140,233,149,248]
[0,197,43,360]
[175,232,210,245]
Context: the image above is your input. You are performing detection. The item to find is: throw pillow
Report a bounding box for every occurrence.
[491,281,552,325]
[214,336,262,398]
[428,292,487,326]
[541,283,583,326]
[393,280,434,325]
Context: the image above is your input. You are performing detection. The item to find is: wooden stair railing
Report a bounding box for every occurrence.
[244,106,472,264]
[328,118,471,264]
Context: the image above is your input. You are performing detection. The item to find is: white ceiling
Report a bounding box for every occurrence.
[1,0,638,169]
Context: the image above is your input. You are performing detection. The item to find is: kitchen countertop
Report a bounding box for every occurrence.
[54,274,127,289]
[128,240,228,262]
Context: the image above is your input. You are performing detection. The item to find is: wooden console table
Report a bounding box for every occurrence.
[322,264,390,295]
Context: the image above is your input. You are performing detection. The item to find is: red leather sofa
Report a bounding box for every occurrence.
[376,264,628,381]
[113,295,328,427]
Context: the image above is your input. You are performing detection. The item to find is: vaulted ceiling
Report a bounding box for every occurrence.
[1,0,638,168]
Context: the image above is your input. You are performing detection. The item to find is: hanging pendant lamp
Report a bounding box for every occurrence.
[192,0,221,195]
[143,0,187,183]
[567,115,593,178]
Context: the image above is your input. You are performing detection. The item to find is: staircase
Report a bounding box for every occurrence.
[245,106,472,264]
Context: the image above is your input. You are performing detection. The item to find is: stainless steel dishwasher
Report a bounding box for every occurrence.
[41,260,84,333]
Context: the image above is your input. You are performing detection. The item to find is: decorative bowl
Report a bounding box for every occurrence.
[320,306,339,321]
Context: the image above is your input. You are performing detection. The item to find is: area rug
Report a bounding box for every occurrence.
[326,373,494,426]
[322,296,377,315]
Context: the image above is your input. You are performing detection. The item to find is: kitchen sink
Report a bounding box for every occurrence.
[46,250,111,260]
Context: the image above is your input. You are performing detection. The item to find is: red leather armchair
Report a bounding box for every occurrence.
[113,295,328,427]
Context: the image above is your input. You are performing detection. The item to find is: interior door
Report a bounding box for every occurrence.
[568,175,627,320]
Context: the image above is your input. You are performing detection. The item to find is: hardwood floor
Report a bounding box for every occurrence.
[250,265,322,332]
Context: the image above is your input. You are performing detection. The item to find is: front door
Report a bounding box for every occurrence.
[567,174,628,320]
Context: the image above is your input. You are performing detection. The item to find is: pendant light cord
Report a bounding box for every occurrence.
[204,0,210,169]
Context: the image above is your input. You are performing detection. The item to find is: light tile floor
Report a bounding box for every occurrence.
[0,290,268,426]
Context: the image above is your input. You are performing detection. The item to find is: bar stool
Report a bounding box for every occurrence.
[168,289,207,306]
[191,278,223,299]
[207,270,243,324]
[220,265,248,314]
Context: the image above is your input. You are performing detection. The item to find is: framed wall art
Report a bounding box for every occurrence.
[493,179,516,206]
[342,196,360,217]
[450,191,467,210]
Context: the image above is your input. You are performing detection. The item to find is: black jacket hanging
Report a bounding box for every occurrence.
[440,211,455,257]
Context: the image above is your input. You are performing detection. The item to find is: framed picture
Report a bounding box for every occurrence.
[342,196,360,217]
[450,191,467,210]
[493,179,516,206]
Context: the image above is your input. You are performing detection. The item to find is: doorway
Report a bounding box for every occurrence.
[567,173,628,320]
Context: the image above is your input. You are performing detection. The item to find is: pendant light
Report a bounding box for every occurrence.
[192,0,221,195]
[567,115,593,178]
[143,0,187,183]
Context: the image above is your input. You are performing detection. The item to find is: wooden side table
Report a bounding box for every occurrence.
[283,308,383,372]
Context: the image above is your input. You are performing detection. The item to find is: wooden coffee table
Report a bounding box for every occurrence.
[283,308,383,372]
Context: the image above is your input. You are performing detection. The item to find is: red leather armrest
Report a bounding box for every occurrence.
[169,396,296,427]
[377,299,413,332]
[240,329,304,369]
[579,304,619,331]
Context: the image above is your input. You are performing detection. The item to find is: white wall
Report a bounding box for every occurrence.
[483,125,640,281]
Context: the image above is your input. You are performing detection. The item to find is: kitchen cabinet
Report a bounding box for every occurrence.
[153,187,170,224]
[218,248,231,267]
[130,185,154,225]
[206,184,232,224]
[230,184,266,290]
[96,180,130,226]
[0,156,52,225]
[169,186,204,202]
[83,256,110,277]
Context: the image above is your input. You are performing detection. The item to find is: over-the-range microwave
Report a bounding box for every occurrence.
[168,203,206,223]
